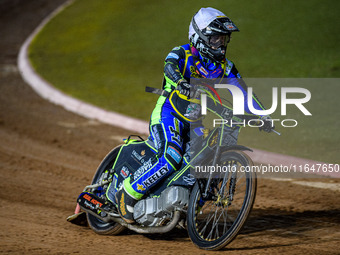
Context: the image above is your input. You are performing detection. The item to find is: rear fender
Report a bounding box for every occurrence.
[220,145,253,152]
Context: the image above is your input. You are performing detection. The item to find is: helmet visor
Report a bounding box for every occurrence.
[209,34,231,49]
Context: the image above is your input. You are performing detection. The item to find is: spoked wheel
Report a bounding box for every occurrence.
[187,150,257,250]
[86,145,126,235]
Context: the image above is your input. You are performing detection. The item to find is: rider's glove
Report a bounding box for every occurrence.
[259,116,275,133]
[177,79,194,99]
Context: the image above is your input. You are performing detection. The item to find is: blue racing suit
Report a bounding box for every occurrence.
[123,44,266,199]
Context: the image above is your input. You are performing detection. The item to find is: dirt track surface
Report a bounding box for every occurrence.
[0,1,339,254]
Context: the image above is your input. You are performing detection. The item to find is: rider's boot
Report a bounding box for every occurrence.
[115,186,138,224]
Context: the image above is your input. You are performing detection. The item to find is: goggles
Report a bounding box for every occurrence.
[209,34,231,49]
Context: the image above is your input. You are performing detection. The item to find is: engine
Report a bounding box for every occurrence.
[133,186,189,227]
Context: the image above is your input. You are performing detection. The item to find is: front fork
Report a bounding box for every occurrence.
[203,143,221,198]
[197,146,237,204]
[196,126,244,202]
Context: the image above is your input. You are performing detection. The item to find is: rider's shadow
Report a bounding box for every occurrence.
[241,208,340,236]
[143,227,189,242]
[139,208,340,250]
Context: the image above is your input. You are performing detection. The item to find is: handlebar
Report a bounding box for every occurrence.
[173,85,282,136]
[271,129,281,136]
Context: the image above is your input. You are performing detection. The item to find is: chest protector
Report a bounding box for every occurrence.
[169,44,235,123]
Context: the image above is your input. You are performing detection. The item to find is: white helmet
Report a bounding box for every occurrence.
[189,7,239,62]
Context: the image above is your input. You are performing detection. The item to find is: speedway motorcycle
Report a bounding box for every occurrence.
[68,86,278,250]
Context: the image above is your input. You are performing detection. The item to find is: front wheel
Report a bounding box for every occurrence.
[187,150,257,250]
[86,145,126,235]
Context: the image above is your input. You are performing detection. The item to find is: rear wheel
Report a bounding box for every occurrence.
[87,145,126,235]
[187,150,256,250]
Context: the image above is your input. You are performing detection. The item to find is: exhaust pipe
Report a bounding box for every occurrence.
[111,211,181,234]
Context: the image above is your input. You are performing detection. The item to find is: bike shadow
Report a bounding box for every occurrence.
[241,208,340,235]
[141,208,340,251]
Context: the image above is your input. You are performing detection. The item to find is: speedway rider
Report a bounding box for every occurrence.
[115,7,273,223]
